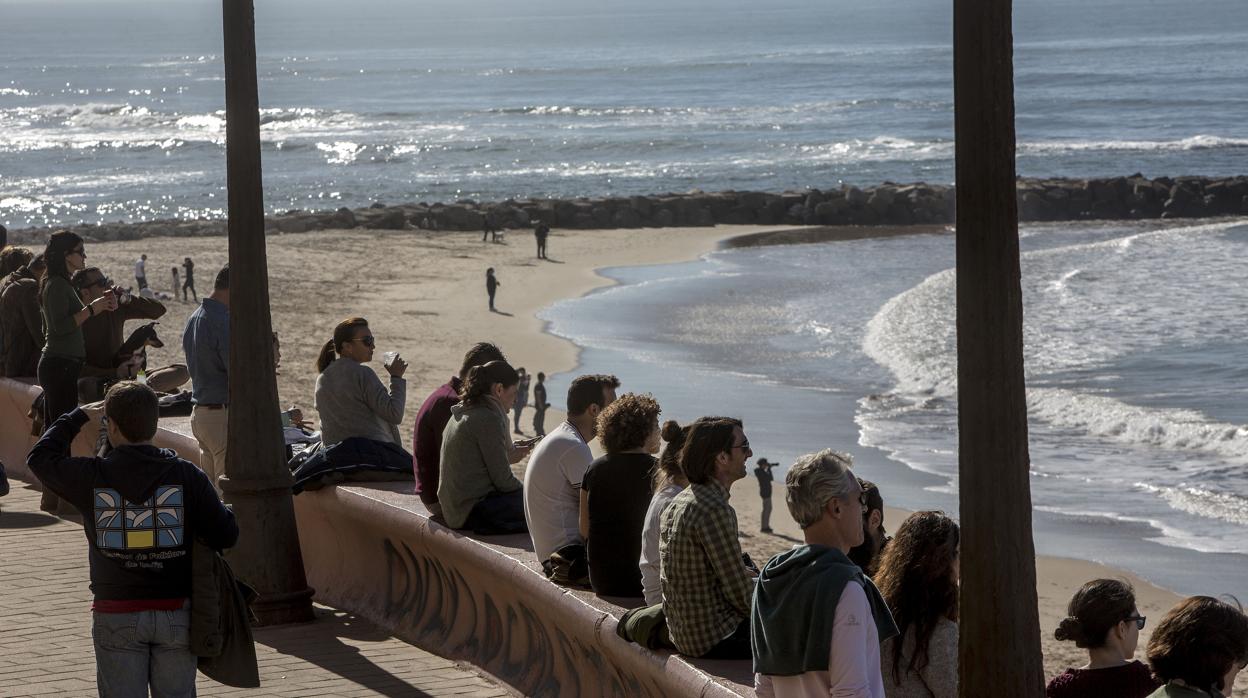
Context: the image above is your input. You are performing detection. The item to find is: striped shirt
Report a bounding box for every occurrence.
[659,481,753,656]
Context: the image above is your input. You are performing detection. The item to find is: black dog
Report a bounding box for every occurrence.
[114,321,163,368]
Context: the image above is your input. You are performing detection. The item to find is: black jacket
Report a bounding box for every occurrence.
[27,409,238,601]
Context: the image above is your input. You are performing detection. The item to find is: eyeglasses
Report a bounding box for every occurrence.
[731,439,752,452]
[1125,615,1146,630]
[349,336,376,348]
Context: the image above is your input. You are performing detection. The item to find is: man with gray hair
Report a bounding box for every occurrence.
[751,449,898,698]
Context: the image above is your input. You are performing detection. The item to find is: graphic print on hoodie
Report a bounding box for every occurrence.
[94,485,184,551]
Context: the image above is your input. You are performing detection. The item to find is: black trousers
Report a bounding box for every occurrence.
[38,353,84,428]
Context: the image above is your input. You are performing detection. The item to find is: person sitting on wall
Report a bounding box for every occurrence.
[1145,596,1248,698]
[437,360,534,534]
[314,316,407,449]
[582,392,661,598]
[72,267,188,401]
[523,373,619,585]
[847,477,889,576]
[1047,578,1160,698]
[639,419,690,606]
[752,450,898,697]
[659,416,757,659]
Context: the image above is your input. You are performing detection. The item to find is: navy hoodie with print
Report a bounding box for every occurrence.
[27,409,239,601]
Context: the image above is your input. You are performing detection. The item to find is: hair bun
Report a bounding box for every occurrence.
[1054,617,1085,643]
[661,420,684,443]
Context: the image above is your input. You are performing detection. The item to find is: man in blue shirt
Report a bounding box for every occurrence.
[183,264,230,494]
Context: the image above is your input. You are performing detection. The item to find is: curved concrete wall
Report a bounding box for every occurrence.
[294,484,752,698]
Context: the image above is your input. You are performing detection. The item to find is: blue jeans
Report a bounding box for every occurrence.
[93,607,197,697]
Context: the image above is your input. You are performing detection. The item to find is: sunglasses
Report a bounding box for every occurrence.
[731,439,752,452]
[1125,615,1146,630]
[349,336,376,348]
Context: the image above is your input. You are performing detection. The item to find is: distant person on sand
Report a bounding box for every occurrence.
[134,253,147,290]
[1047,579,1160,698]
[0,253,46,378]
[659,416,755,659]
[752,449,898,696]
[639,419,689,605]
[27,381,238,698]
[754,457,775,533]
[183,264,230,494]
[875,510,961,698]
[535,221,550,259]
[486,267,499,311]
[582,392,662,598]
[848,477,889,576]
[412,342,506,518]
[181,257,196,302]
[1145,596,1248,698]
[170,266,179,295]
[314,316,408,449]
[513,367,530,434]
[482,214,500,243]
[523,373,619,584]
[437,360,534,534]
[532,372,549,436]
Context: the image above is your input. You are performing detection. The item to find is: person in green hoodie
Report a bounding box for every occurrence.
[751,449,898,698]
[1145,596,1248,698]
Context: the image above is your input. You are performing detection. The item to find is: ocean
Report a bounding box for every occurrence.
[2,0,1247,227]
[540,219,1248,599]
[4,0,1248,595]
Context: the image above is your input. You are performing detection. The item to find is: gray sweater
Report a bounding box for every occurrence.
[436,399,522,528]
[880,617,958,698]
[314,357,406,447]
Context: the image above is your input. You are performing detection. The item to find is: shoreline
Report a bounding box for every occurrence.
[76,222,1191,680]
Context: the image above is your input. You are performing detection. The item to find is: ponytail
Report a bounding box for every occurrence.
[316,316,370,373]
[459,360,519,406]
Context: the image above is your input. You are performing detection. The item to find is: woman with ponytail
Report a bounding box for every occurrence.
[436,360,533,533]
[38,230,115,427]
[313,317,408,448]
[638,419,690,605]
[1047,579,1159,698]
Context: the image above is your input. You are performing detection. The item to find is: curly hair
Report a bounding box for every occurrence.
[597,392,661,453]
[873,511,960,687]
[1054,579,1137,649]
[1148,596,1248,693]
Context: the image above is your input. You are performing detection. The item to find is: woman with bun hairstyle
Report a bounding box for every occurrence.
[1046,579,1160,698]
[580,393,662,598]
[313,316,408,448]
[638,419,690,605]
[437,360,534,533]
[1146,596,1248,698]
[873,511,960,698]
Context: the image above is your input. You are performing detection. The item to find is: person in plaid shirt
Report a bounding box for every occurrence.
[659,416,756,659]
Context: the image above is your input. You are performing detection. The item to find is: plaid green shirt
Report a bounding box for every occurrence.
[659,481,754,656]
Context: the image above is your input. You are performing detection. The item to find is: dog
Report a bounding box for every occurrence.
[114,321,164,369]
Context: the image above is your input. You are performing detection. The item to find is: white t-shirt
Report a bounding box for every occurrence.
[135,257,146,278]
[755,582,884,698]
[523,421,593,560]
[640,483,683,606]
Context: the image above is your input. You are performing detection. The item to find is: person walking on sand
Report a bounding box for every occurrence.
[532,372,549,436]
[513,368,530,434]
[755,457,775,533]
[134,254,147,290]
[181,257,196,302]
[535,221,549,259]
[486,267,500,311]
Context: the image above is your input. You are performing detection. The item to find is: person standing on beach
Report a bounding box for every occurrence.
[486,267,499,311]
[755,457,775,533]
[181,257,196,302]
[134,254,147,290]
[27,381,239,698]
[752,449,898,697]
[183,264,230,494]
[532,372,549,436]
[534,222,550,259]
[513,368,530,434]
[170,266,179,295]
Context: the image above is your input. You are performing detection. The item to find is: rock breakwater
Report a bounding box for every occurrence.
[8,175,1247,244]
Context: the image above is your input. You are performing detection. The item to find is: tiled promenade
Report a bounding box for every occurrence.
[0,482,513,697]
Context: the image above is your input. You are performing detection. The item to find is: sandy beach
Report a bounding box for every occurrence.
[65,222,1201,681]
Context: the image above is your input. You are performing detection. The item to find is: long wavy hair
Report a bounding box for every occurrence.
[39,230,82,304]
[872,511,960,686]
